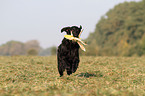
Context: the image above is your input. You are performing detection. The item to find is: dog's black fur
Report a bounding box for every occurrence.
[57,25,82,77]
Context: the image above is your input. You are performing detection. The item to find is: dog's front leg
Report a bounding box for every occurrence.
[66,62,73,75]
[72,57,80,73]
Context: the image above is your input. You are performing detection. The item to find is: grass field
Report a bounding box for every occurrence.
[0,56,144,96]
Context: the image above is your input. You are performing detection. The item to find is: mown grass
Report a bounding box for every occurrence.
[0,56,144,96]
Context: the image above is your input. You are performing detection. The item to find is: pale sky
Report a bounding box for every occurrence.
[0,0,141,48]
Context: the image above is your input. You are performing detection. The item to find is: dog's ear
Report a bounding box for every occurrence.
[78,25,83,37]
[61,27,71,33]
[80,25,82,29]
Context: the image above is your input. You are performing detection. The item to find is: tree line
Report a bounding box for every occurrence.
[82,0,145,56]
[1,0,144,56]
[0,40,56,56]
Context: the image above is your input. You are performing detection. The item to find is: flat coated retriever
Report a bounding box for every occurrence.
[57,25,82,77]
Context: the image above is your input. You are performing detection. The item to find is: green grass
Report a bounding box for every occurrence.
[0,56,144,96]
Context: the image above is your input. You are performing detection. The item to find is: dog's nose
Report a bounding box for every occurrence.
[73,35,78,37]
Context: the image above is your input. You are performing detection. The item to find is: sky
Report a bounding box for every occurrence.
[0,0,141,48]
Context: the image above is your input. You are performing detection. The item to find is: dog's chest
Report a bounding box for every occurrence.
[68,41,79,49]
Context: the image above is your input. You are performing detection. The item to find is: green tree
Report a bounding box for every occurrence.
[50,46,57,55]
[27,49,38,56]
[0,40,41,56]
[0,41,25,56]
[39,48,51,56]
[85,0,145,56]
[25,40,40,53]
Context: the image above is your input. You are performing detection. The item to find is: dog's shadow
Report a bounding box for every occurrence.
[75,71,103,78]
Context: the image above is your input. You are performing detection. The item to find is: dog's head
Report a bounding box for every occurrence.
[61,25,82,38]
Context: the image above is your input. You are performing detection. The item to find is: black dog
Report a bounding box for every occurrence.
[57,25,82,77]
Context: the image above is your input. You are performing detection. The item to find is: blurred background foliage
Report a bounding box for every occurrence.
[82,0,145,56]
[0,0,145,56]
[0,40,41,56]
